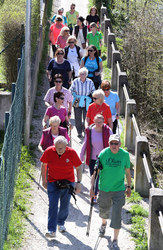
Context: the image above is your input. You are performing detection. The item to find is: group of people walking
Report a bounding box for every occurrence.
[38,4,131,250]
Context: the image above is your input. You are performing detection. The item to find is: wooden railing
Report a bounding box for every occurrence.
[100,5,163,250]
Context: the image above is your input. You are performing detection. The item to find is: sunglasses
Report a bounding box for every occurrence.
[68,41,74,44]
[103,89,110,91]
[59,97,64,100]
[57,53,64,55]
[55,80,62,83]
[65,30,69,32]
[110,142,119,146]
[93,97,98,100]
[88,50,94,52]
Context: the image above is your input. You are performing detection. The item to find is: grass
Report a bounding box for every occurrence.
[3,145,35,250]
[127,190,142,203]
[129,204,148,217]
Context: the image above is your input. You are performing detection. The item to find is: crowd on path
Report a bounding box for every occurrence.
[38,3,132,250]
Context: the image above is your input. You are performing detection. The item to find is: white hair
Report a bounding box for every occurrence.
[49,115,61,126]
[93,89,105,100]
[79,67,88,77]
[60,26,70,36]
[54,136,68,146]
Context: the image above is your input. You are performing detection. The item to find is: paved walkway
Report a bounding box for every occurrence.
[21,1,136,249]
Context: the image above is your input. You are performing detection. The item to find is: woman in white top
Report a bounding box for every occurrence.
[73,16,88,57]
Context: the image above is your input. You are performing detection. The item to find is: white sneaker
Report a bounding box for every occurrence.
[45,231,56,238]
[58,225,66,233]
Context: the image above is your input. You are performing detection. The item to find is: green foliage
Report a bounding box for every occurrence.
[4,146,35,249]
[127,190,142,203]
[131,216,148,250]
[129,204,148,217]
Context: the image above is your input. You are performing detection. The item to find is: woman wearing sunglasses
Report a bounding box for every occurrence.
[101,80,120,134]
[80,114,112,202]
[86,6,100,31]
[64,36,82,79]
[46,48,72,88]
[80,45,103,89]
[56,27,70,49]
[42,92,69,130]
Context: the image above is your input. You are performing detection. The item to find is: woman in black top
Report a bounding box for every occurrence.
[86,6,100,31]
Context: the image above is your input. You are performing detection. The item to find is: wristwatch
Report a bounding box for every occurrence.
[127,186,131,188]
[77,181,81,183]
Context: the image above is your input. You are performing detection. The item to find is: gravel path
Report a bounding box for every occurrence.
[21,1,137,249]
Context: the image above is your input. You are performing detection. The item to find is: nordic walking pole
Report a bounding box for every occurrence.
[86,157,102,236]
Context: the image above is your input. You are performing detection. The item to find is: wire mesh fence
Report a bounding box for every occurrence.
[0,46,25,249]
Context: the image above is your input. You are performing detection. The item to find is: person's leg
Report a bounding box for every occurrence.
[82,107,87,133]
[47,182,60,232]
[74,107,82,135]
[57,188,72,226]
[110,191,125,243]
[52,44,57,55]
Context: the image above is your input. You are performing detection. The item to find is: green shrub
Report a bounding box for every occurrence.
[127,190,142,203]
[129,204,148,217]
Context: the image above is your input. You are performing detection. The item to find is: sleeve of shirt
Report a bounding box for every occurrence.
[47,59,53,71]
[71,149,82,168]
[66,90,73,102]
[99,57,102,63]
[64,16,67,24]
[107,106,112,118]
[99,32,103,39]
[66,60,71,72]
[91,81,96,93]
[51,15,56,23]
[40,149,48,163]
[44,89,50,103]
[45,107,50,116]
[125,151,130,169]
[86,105,91,118]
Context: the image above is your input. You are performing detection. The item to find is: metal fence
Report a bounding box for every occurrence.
[100,6,163,250]
[0,46,25,250]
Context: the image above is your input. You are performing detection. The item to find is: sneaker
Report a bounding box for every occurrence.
[93,196,97,203]
[112,240,119,250]
[58,225,66,233]
[99,223,107,237]
[45,231,56,238]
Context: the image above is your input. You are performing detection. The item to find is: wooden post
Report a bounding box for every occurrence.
[107,33,115,68]
[124,99,136,151]
[111,51,121,91]
[104,19,112,45]
[117,72,128,116]
[134,136,153,197]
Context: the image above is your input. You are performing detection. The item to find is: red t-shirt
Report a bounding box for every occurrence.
[40,146,82,182]
[86,102,112,125]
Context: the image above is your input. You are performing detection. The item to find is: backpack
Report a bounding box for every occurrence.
[64,45,81,59]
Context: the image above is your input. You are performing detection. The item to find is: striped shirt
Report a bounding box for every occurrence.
[69,77,95,97]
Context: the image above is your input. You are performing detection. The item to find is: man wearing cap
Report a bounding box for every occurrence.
[51,7,67,25]
[90,134,131,249]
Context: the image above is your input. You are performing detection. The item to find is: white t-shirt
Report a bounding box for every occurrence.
[67,47,80,64]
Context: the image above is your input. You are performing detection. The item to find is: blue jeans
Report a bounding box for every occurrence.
[47,181,74,232]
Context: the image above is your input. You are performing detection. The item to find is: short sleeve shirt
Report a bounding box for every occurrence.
[50,23,64,44]
[45,105,67,123]
[86,102,112,125]
[87,31,102,50]
[40,146,82,182]
[81,57,102,77]
[44,87,73,111]
[47,59,71,89]
[66,10,79,25]
[98,148,130,192]
[86,14,100,24]
[104,91,120,115]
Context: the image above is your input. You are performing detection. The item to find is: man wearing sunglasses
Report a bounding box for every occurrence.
[90,134,131,249]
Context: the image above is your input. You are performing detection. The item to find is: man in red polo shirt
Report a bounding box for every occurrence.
[40,136,82,238]
[86,89,113,129]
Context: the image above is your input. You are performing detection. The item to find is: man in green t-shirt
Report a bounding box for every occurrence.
[90,134,131,249]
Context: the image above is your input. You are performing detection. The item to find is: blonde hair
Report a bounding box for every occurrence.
[93,89,105,100]
[60,26,70,36]
[94,114,104,122]
[67,35,77,44]
[49,115,61,126]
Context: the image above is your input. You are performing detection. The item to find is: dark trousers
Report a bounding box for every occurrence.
[74,107,86,135]
[89,160,99,196]
[113,119,118,134]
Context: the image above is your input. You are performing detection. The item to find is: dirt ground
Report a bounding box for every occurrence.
[20,1,149,249]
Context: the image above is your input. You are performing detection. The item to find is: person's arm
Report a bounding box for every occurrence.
[75,164,83,193]
[45,101,50,107]
[38,143,44,153]
[99,38,102,47]
[107,117,113,130]
[116,101,120,119]
[68,71,72,85]
[68,101,72,117]
[85,117,90,128]
[46,70,52,82]
[42,115,49,128]
[125,168,131,197]
[41,163,47,189]
[80,58,84,68]
[80,135,87,162]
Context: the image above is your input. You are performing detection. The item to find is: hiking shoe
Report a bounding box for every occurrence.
[112,240,119,250]
[45,231,56,238]
[99,223,107,237]
[58,225,66,233]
